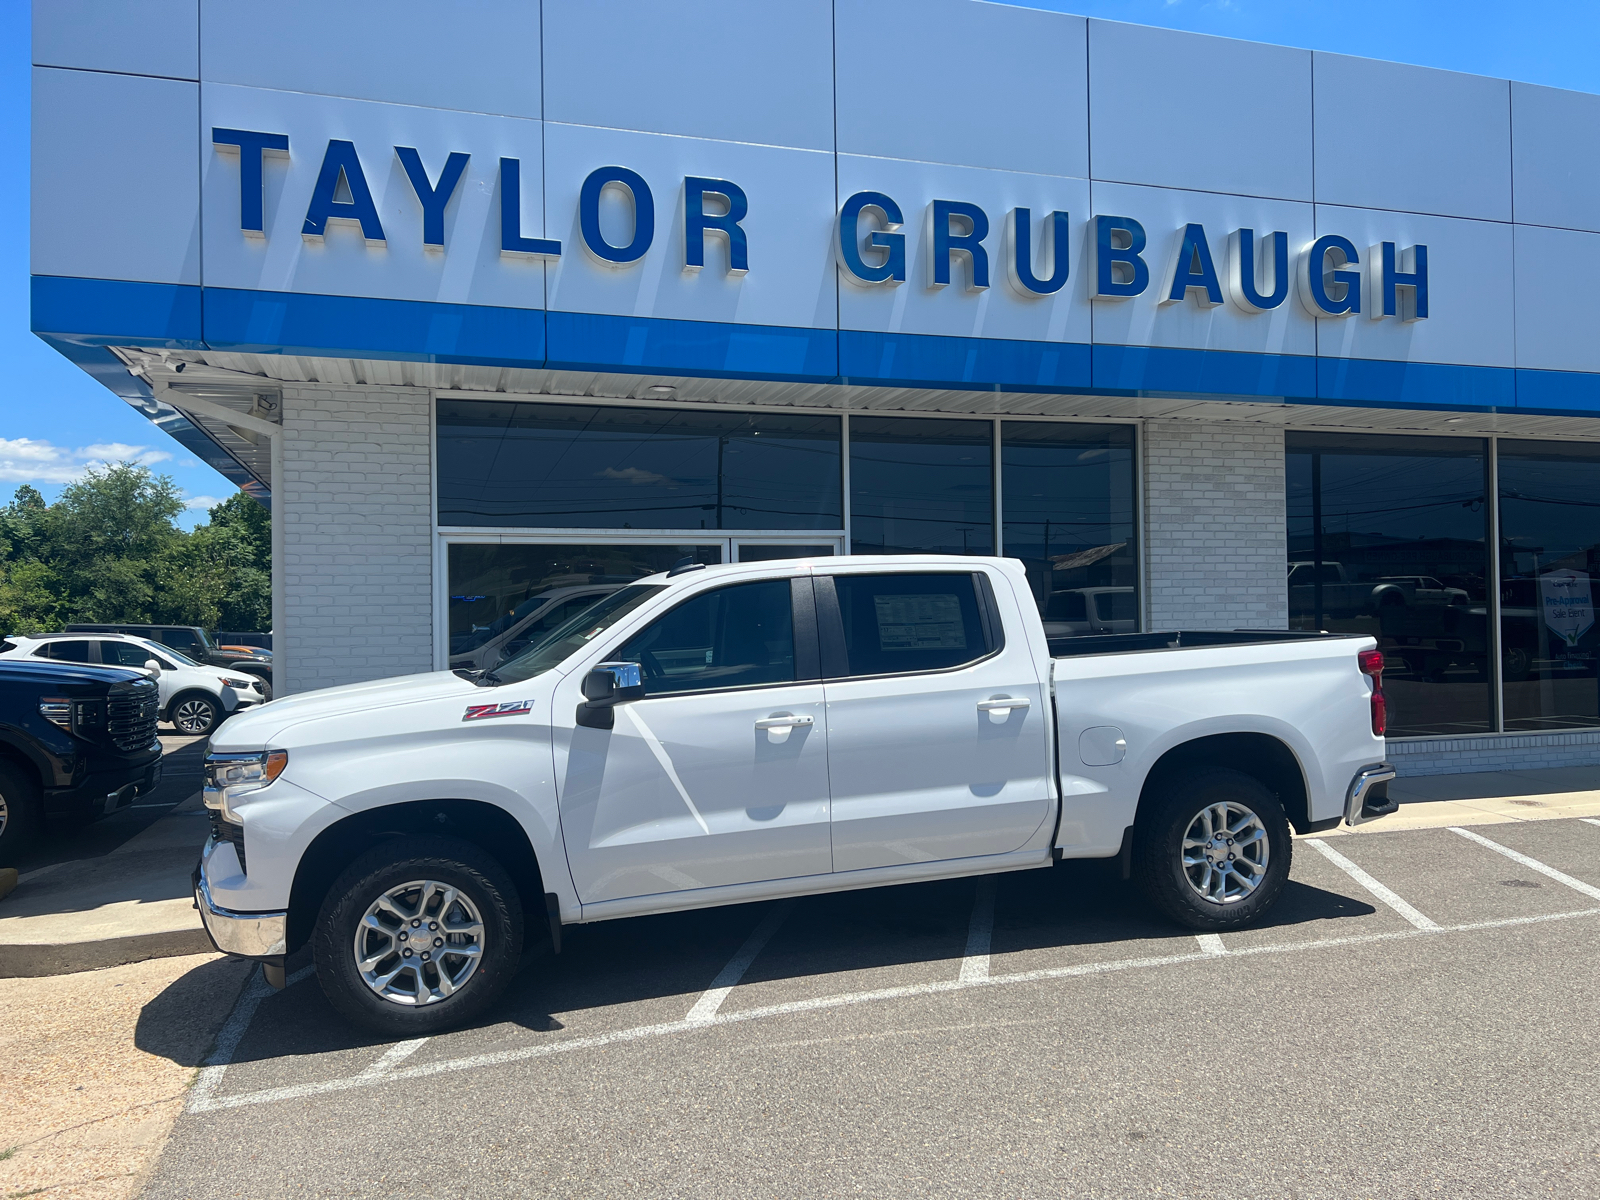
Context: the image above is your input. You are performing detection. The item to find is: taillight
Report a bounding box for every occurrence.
[1358,649,1386,736]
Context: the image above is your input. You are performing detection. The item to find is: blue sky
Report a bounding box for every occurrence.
[7,0,1600,526]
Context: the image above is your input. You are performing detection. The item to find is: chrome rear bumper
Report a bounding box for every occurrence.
[1345,762,1398,826]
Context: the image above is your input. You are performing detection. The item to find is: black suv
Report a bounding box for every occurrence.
[66,624,273,699]
[0,656,163,855]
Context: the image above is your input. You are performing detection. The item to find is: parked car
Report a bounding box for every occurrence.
[216,631,273,652]
[195,554,1394,1034]
[1040,586,1138,637]
[66,623,274,699]
[1287,561,1469,619]
[449,585,625,672]
[0,634,263,735]
[0,656,162,855]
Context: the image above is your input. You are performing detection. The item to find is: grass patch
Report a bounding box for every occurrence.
[0,1146,17,1162]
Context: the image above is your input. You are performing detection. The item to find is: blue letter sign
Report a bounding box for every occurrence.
[837,191,906,285]
[1006,208,1070,297]
[498,158,562,258]
[395,147,469,249]
[212,127,289,236]
[579,167,654,265]
[683,177,749,275]
[1226,229,1290,312]
[1369,241,1429,321]
[302,140,385,243]
[928,200,990,290]
[1300,234,1361,316]
[1162,223,1223,307]
[1094,215,1149,299]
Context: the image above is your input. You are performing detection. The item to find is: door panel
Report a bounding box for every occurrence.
[820,572,1053,872]
[552,577,832,904]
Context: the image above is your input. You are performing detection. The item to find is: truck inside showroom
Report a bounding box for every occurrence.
[30,3,1600,784]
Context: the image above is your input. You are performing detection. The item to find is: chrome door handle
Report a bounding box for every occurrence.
[755,715,814,729]
[977,697,1030,712]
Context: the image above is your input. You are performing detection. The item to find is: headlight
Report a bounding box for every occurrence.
[203,749,288,823]
[220,676,252,688]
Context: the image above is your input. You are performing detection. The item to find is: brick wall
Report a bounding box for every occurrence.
[279,384,434,695]
[1388,731,1600,777]
[1144,423,1286,631]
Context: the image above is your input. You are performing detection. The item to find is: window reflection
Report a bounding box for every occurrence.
[1499,441,1600,730]
[1001,422,1138,634]
[437,401,842,530]
[849,417,993,555]
[446,543,721,672]
[1286,433,1492,737]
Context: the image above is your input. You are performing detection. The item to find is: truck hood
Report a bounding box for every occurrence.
[209,670,480,749]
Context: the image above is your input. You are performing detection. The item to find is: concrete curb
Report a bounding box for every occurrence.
[0,925,215,978]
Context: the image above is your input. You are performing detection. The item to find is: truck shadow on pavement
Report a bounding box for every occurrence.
[134,856,1378,1070]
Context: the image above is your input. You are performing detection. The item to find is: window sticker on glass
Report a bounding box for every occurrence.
[874,594,968,651]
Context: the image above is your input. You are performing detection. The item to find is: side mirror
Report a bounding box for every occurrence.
[576,661,644,729]
[143,658,163,677]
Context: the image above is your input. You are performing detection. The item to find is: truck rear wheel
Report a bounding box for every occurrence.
[1133,767,1292,932]
[312,838,523,1035]
[0,761,40,857]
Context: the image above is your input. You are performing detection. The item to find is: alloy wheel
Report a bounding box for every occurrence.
[353,879,486,1006]
[174,699,216,734]
[1180,800,1271,905]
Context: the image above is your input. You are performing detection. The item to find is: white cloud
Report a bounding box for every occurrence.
[183,495,225,510]
[0,437,175,488]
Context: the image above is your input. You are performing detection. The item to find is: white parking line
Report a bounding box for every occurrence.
[684,900,794,1025]
[1194,934,1227,955]
[358,1038,430,1078]
[1449,827,1600,902]
[958,877,996,982]
[185,904,1600,1115]
[1581,818,1600,828]
[1305,838,1441,931]
[189,965,314,1109]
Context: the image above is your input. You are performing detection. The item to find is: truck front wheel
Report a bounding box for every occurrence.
[1133,768,1292,932]
[313,838,524,1035]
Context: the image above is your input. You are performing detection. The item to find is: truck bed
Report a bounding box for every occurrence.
[1047,629,1362,659]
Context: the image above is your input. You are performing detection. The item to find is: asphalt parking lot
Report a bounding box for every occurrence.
[142,818,1600,1199]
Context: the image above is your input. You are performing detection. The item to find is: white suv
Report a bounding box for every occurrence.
[0,633,264,735]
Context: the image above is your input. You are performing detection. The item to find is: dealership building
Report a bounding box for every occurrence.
[29,1,1600,775]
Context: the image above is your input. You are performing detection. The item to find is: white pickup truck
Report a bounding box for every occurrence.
[195,555,1396,1033]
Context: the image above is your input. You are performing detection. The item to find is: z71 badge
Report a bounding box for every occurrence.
[462,700,533,721]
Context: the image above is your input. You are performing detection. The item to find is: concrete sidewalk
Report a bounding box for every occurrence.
[0,788,212,977]
[1319,763,1600,837]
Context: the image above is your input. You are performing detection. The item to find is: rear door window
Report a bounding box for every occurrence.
[829,573,992,677]
[40,640,92,663]
[101,641,154,667]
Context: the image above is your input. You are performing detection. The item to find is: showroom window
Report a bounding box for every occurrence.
[1286,433,1492,738]
[1002,422,1139,632]
[849,417,993,556]
[436,400,842,530]
[1498,440,1600,731]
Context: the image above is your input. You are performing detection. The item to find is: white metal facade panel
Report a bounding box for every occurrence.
[31,67,201,286]
[542,0,835,150]
[33,0,198,80]
[542,123,837,330]
[1312,204,1514,368]
[835,155,1092,342]
[1513,224,1600,374]
[1511,81,1600,234]
[199,0,542,119]
[1088,21,1313,202]
[1311,52,1512,222]
[835,0,1088,178]
[1088,181,1316,356]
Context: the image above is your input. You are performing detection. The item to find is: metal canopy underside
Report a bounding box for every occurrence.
[113,347,1600,495]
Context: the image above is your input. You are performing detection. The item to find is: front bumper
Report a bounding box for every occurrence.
[193,841,287,960]
[43,750,163,818]
[1345,762,1399,826]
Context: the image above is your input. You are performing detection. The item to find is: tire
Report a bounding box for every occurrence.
[0,761,40,858]
[169,692,221,736]
[252,674,273,702]
[313,837,523,1035]
[1133,767,1293,932]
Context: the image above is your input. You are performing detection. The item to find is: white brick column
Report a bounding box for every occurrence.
[1144,423,1286,631]
[278,384,434,695]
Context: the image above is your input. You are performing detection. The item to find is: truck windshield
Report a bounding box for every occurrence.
[488,585,665,685]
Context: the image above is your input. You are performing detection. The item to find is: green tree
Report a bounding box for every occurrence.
[0,465,272,637]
